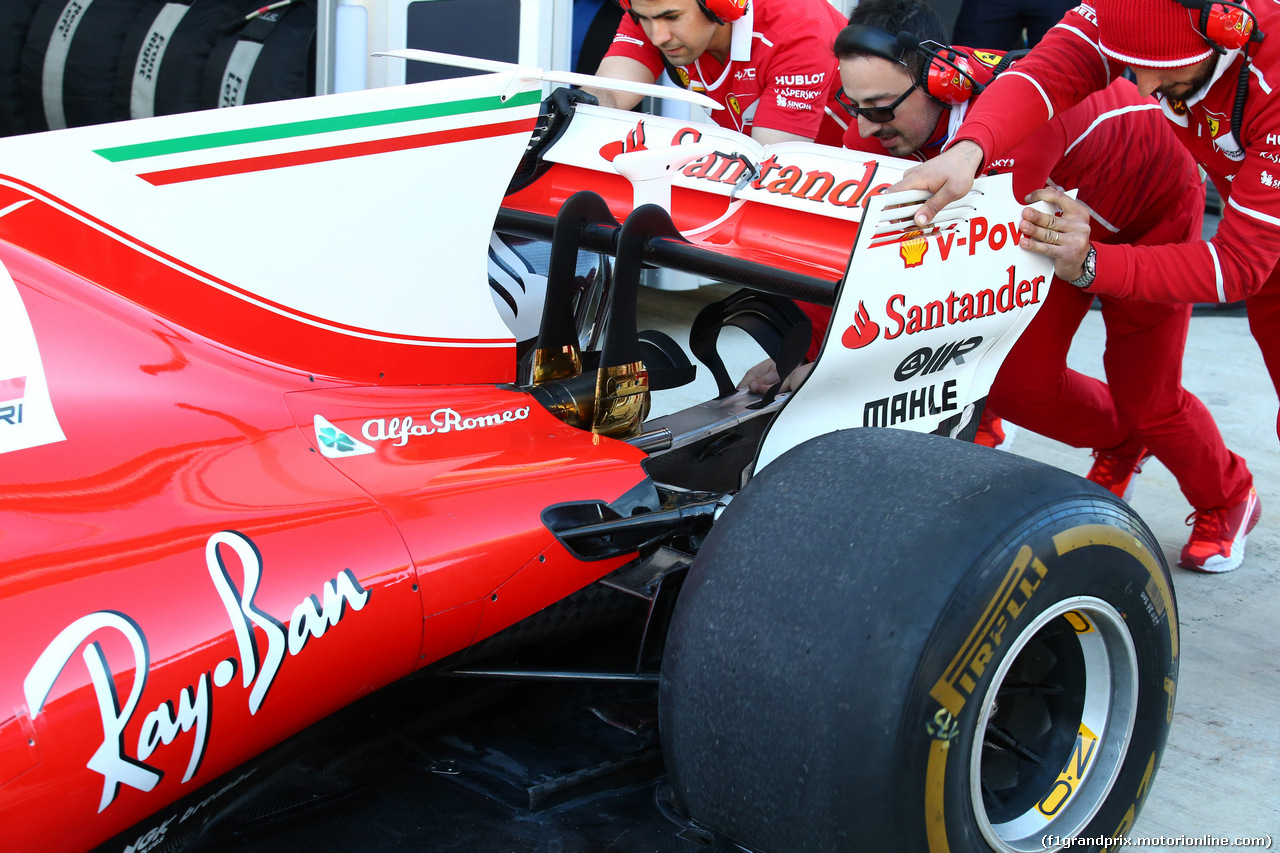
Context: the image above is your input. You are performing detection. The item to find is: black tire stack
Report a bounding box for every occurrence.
[0,0,44,136]
[3,0,317,137]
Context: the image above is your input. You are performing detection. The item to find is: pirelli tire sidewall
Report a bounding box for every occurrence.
[658,428,1178,853]
[911,499,1179,853]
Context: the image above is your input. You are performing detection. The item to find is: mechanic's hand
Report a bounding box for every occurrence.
[737,358,813,394]
[887,140,985,227]
[548,87,599,116]
[1019,187,1093,282]
[738,358,780,393]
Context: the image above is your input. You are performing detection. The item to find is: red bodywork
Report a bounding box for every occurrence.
[0,70,896,852]
[0,184,647,851]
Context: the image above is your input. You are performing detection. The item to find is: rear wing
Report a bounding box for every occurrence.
[756,176,1055,470]
[501,102,1056,470]
[503,104,925,283]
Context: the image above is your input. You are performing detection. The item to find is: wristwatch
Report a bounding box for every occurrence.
[1068,246,1097,289]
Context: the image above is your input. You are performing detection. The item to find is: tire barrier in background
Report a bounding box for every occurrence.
[0,0,43,137]
[202,0,317,110]
[9,0,315,134]
[114,0,248,120]
[21,0,160,131]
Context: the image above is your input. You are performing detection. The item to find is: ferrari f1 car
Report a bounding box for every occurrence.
[0,58,1178,853]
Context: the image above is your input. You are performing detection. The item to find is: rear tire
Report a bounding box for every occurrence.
[659,428,1178,853]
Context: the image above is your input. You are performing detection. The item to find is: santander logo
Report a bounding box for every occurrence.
[599,121,648,161]
[841,301,881,349]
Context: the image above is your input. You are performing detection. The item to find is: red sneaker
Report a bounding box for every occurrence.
[1087,442,1152,502]
[975,412,1015,451]
[1180,488,1262,573]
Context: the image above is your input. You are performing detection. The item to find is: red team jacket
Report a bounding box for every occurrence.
[952,1,1280,304]
[844,56,1203,248]
[604,0,850,144]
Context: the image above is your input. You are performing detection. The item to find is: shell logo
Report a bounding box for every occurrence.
[900,229,928,268]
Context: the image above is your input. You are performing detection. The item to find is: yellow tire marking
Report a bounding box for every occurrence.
[1052,524,1177,657]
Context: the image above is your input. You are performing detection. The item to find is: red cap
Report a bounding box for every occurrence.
[1095,0,1214,67]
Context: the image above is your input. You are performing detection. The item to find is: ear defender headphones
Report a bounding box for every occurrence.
[617,0,748,27]
[1168,0,1266,146]
[833,24,984,106]
[1171,0,1263,53]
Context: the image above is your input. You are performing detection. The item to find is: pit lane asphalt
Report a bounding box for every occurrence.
[638,280,1280,847]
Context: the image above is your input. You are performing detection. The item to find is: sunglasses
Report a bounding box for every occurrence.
[835,82,917,123]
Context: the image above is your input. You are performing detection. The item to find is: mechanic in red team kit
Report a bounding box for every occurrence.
[582,0,849,144]
[892,0,1273,570]
[743,0,1257,573]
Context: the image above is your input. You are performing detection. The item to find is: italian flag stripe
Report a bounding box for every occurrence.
[138,117,535,186]
[94,91,541,163]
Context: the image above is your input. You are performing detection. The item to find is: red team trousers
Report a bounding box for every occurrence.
[987,198,1254,510]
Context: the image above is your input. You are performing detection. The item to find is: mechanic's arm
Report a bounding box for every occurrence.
[1020,169,1280,305]
[582,56,654,112]
[891,140,986,227]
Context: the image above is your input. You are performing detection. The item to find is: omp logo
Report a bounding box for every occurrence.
[314,415,375,458]
[841,301,881,349]
[0,375,25,426]
[894,337,983,381]
[775,72,825,86]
